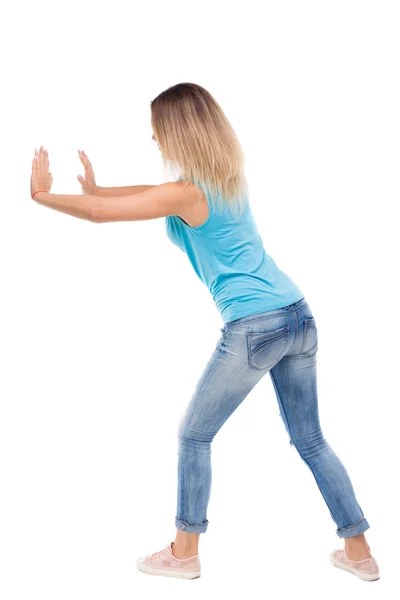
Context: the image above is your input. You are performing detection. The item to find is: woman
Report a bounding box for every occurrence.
[31,83,379,582]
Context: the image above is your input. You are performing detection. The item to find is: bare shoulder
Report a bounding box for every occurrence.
[155,180,202,207]
[173,180,205,202]
[174,180,208,227]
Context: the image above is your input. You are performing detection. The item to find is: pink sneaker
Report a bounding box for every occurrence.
[330,548,380,581]
[137,541,201,579]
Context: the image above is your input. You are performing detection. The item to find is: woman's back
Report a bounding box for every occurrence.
[165,184,303,323]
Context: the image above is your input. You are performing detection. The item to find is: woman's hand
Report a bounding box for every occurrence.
[31,146,53,197]
[77,150,100,195]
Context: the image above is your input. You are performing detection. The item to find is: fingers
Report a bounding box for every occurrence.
[78,149,90,165]
[34,146,49,176]
[78,149,95,180]
[78,149,91,169]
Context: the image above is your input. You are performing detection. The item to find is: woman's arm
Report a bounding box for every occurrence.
[95,184,157,197]
[33,192,98,221]
[92,181,195,223]
[33,181,195,223]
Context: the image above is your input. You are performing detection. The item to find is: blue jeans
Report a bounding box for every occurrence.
[175,297,370,539]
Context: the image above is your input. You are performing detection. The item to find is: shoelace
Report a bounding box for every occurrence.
[148,549,165,561]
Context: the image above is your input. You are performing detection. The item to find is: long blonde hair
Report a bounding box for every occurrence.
[150,82,248,218]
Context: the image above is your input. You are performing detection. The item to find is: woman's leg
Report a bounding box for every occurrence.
[268,308,372,558]
[173,323,269,556]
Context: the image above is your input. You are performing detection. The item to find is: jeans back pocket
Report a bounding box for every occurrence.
[246,324,290,370]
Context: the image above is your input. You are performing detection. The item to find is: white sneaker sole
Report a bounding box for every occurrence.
[330,553,380,581]
[137,556,201,579]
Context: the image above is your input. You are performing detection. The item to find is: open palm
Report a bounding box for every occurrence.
[77,150,99,195]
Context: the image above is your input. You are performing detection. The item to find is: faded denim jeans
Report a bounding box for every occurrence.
[175,297,370,539]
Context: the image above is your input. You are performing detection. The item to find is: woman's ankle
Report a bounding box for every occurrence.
[171,541,198,559]
[173,530,200,558]
[344,535,372,560]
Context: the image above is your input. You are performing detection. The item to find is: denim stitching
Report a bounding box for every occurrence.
[247,327,290,370]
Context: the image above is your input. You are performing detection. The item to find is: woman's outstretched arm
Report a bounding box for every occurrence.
[33,181,196,223]
[91,181,195,223]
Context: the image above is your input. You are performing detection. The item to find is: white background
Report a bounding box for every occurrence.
[1,1,399,598]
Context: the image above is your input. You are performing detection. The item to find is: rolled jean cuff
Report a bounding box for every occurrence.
[336,517,370,539]
[175,516,209,534]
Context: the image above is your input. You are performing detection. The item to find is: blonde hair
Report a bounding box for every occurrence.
[150,82,248,218]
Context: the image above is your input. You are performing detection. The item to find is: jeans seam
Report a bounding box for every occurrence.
[269,369,294,444]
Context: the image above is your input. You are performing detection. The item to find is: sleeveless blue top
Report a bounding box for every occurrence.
[165,184,304,323]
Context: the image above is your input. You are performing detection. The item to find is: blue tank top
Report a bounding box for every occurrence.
[165,184,304,323]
